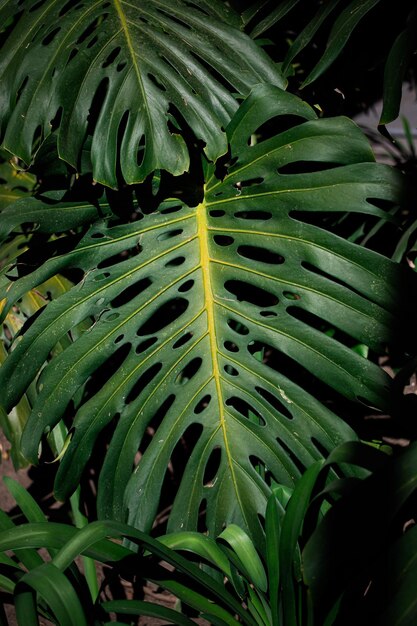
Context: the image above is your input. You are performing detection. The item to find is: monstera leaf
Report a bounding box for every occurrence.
[0,85,412,543]
[0,0,284,188]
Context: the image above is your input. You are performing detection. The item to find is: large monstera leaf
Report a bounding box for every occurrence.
[0,86,412,543]
[0,0,284,187]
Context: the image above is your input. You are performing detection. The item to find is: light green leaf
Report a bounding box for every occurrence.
[0,0,284,187]
[160,532,232,578]
[218,524,267,592]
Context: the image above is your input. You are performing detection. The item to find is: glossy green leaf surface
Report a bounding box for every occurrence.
[0,85,412,543]
[0,0,284,187]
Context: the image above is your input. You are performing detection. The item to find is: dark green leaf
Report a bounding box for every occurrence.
[248,0,301,39]
[303,442,417,622]
[102,599,196,625]
[15,563,88,626]
[379,8,417,125]
[0,85,411,543]
[265,493,282,626]
[281,0,343,76]
[302,0,382,88]
[280,461,324,626]
[0,0,284,187]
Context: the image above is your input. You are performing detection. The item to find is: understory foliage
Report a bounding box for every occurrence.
[0,1,416,625]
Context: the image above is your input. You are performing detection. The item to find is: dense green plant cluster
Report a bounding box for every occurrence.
[0,1,416,624]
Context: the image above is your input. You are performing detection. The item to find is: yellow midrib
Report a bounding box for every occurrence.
[196,201,240,499]
[113,0,147,104]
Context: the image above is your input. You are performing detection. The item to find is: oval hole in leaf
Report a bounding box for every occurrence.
[253,114,306,140]
[157,228,183,241]
[234,177,263,190]
[227,319,249,335]
[225,280,278,307]
[203,447,222,487]
[137,298,189,336]
[94,272,110,281]
[226,397,266,426]
[165,256,185,268]
[278,161,339,175]
[209,210,225,217]
[84,343,131,399]
[276,437,306,475]
[234,210,272,220]
[110,277,152,308]
[283,291,301,301]
[41,27,61,46]
[97,244,140,269]
[148,73,167,92]
[176,357,202,385]
[138,394,177,459]
[250,455,266,474]
[106,312,120,321]
[135,337,158,354]
[173,332,193,350]
[29,0,47,13]
[126,363,163,404]
[237,245,284,265]
[255,386,293,420]
[224,364,239,376]
[287,306,332,335]
[224,340,239,353]
[260,310,277,318]
[214,235,234,247]
[76,16,102,45]
[194,394,212,415]
[178,279,194,293]
[161,423,204,502]
[160,204,183,215]
[59,0,84,17]
[102,46,121,68]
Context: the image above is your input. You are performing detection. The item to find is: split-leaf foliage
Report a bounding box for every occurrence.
[0,1,416,623]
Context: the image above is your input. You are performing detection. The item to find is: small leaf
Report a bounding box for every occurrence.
[379,8,417,125]
[218,524,267,593]
[15,563,88,626]
[160,532,232,578]
[302,0,382,87]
